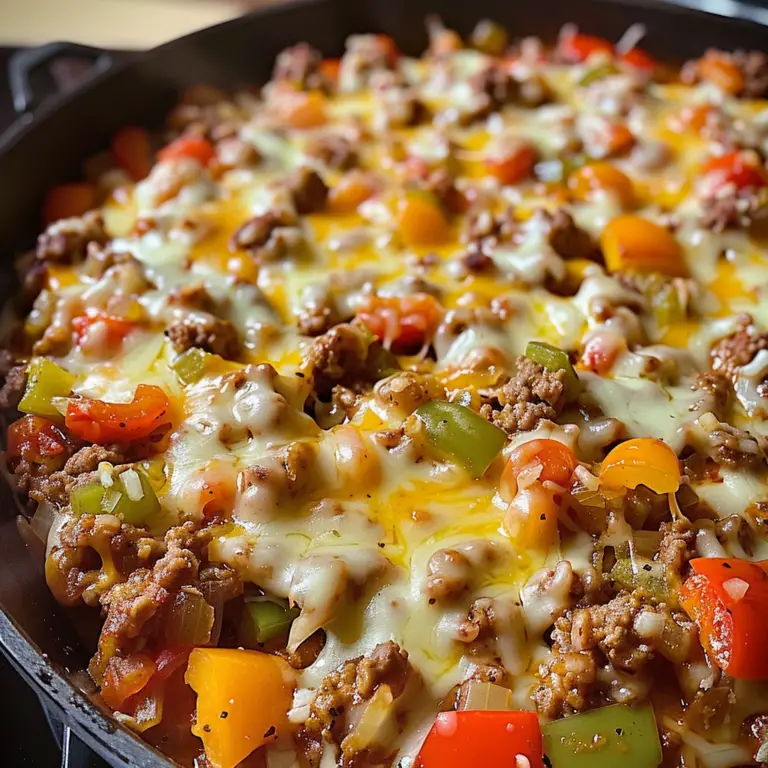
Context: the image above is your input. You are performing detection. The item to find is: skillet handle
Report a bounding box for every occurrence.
[8,41,115,114]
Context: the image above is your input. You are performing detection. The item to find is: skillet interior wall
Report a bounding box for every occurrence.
[0,0,765,743]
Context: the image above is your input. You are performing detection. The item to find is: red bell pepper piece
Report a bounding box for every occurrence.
[158,135,215,167]
[701,151,768,191]
[65,384,171,444]
[680,558,768,680]
[619,48,657,72]
[416,711,544,768]
[7,415,73,470]
[112,126,152,181]
[559,33,613,63]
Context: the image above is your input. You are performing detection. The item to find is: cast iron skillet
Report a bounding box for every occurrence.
[0,0,767,765]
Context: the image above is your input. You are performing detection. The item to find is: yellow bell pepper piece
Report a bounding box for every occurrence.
[568,162,635,209]
[599,437,680,494]
[601,215,687,277]
[185,648,296,768]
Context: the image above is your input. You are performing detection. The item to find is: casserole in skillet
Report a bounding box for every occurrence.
[4,12,768,768]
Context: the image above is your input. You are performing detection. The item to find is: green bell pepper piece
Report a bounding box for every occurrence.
[610,558,668,601]
[579,62,619,86]
[102,469,161,526]
[415,401,506,478]
[18,358,76,419]
[470,19,508,57]
[651,281,683,331]
[526,341,581,402]
[71,482,106,516]
[171,348,212,385]
[543,703,662,768]
[240,600,300,647]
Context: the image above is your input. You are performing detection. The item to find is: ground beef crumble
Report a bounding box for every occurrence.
[36,211,109,264]
[305,135,358,170]
[710,318,768,378]
[479,355,566,434]
[534,591,695,718]
[303,322,390,401]
[301,641,410,765]
[700,187,768,232]
[165,316,240,360]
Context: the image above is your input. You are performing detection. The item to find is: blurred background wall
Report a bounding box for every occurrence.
[0,0,279,49]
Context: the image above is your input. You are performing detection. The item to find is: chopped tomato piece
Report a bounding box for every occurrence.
[485,141,538,185]
[112,126,152,181]
[318,57,341,82]
[501,438,577,500]
[580,331,624,375]
[101,653,157,710]
[158,135,215,166]
[357,293,441,354]
[702,151,768,192]
[7,415,73,470]
[559,32,613,63]
[42,182,96,225]
[375,34,401,67]
[65,384,171,444]
[619,47,657,71]
[73,311,136,348]
[680,558,768,679]
[416,710,544,768]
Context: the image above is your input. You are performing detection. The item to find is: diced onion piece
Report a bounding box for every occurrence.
[723,577,750,602]
[121,469,144,502]
[457,680,513,711]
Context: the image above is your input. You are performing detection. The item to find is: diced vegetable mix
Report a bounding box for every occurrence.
[10,14,768,768]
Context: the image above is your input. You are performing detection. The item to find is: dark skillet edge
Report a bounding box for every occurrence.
[0,610,173,767]
[0,0,328,157]
[0,0,766,765]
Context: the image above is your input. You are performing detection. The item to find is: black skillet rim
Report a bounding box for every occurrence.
[1,0,768,764]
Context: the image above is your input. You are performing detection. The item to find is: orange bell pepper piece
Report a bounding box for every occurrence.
[485,141,537,186]
[398,190,449,247]
[599,437,680,494]
[328,171,377,214]
[112,126,152,181]
[278,90,327,130]
[680,558,768,680]
[697,51,745,95]
[42,182,96,225]
[601,215,687,277]
[158,135,215,166]
[568,162,635,209]
[186,648,296,768]
[65,384,171,444]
